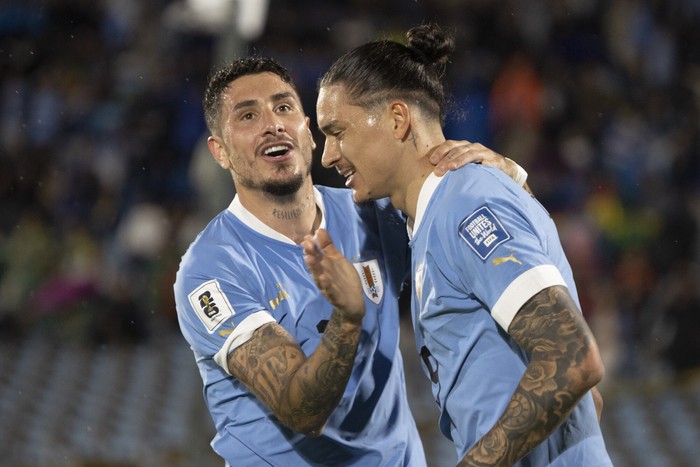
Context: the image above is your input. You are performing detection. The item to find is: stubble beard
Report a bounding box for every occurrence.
[261,172,306,197]
[238,164,311,200]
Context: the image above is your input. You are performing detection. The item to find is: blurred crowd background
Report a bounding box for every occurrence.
[2,0,700,466]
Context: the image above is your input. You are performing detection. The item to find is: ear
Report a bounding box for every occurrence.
[305,116,317,150]
[389,100,412,141]
[207,136,230,170]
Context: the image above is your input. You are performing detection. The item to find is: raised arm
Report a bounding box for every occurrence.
[459,285,604,466]
[226,230,365,436]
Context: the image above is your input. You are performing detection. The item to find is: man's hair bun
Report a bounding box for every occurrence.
[406,23,455,68]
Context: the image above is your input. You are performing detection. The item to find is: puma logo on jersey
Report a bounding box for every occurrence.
[269,283,290,310]
[492,251,522,266]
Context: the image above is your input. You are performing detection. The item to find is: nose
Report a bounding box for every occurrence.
[262,110,284,135]
[321,138,340,168]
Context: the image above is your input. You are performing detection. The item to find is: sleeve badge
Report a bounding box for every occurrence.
[188,279,235,333]
[352,259,384,304]
[458,206,511,261]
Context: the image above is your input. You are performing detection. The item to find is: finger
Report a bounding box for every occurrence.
[468,145,505,166]
[315,228,342,258]
[301,235,320,257]
[434,146,478,175]
[315,228,331,248]
[433,164,448,177]
[429,140,467,164]
[428,141,451,164]
[302,236,324,274]
[303,249,319,274]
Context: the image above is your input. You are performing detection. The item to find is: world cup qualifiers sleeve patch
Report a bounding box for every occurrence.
[188,279,235,333]
[458,206,511,261]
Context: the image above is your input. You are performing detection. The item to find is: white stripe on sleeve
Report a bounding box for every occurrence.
[214,310,276,374]
[491,264,567,332]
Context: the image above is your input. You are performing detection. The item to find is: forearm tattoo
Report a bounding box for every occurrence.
[460,285,598,466]
[229,312,361,433]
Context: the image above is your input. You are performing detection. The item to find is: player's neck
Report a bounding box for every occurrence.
[391,132,446,227]
[236,179,321,244]
[399,163,433,230]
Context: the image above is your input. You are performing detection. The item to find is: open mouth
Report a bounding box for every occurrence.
[263,144,291,158]
[340,169,356,188]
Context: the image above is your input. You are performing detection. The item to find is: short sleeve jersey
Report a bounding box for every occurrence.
[174,186,425,466]
[409,166,612,467]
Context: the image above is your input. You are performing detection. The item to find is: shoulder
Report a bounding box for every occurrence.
[175,211,243,283]
[182,211,234,256]
[419,167,521,237]
[432,166,525,214]
[446,164,515,193]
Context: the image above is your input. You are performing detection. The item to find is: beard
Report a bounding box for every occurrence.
[237,163,310,199]
[260,172,305,197]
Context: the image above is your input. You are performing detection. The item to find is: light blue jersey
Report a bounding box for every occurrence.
[409,166,612,466]
[174,186,425,466]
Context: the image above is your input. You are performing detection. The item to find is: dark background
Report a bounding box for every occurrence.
[1,0,700,465]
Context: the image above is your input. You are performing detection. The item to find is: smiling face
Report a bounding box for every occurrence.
[208,72,316,198]
[316,84,401,204]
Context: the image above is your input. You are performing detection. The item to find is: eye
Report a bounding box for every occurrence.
[240,112,255,121]
[277,103,292,112]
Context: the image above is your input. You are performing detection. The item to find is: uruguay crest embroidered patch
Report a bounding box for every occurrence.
[458,206,511,261]
[352,259,384,304]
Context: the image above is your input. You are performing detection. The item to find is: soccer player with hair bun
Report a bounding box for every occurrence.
[311,23,612,467]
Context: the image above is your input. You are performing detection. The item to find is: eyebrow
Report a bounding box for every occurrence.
[272,92,296,103]
[232,92,297,112]
[320,120,340,135]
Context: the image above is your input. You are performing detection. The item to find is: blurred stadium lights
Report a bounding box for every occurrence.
[163,0,269,39]
[235,0,269,40]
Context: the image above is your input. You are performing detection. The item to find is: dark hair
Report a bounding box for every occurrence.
[319,23,455,124]
[203,57,297,134]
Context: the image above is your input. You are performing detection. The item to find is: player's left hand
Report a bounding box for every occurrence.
[430,140,513,177]
[302,229,365,322]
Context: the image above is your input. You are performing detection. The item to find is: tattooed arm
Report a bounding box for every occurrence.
[227,229,366,437]
[459,285,605,466]
[228,316,361,436]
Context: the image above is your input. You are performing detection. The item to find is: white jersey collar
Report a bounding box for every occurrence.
[408,172,444,239]
[227,187,327,245]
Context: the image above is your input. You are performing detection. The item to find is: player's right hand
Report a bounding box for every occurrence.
[430,140,510,177]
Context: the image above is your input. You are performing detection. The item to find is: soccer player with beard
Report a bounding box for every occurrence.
[173,57,526,466]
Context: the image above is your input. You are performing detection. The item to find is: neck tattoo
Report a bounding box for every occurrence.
[272,207,304,220]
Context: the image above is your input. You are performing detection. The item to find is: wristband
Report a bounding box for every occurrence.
[506,158,528,187]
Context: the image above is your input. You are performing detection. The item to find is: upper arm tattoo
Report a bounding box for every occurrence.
[228,322,306,414]
[506,285,596,427]
[462,285,599,466]
[226,313,362,434]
